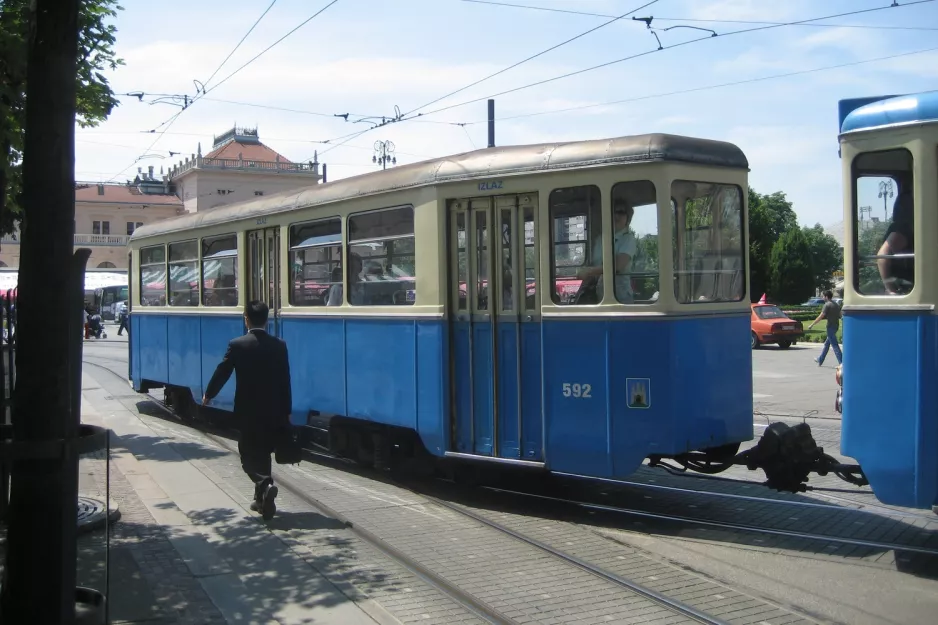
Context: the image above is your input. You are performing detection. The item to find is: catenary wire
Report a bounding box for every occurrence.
[201,0,278,92]
[455,45,938,125]
[412,0,938,119]
[108,0,341,182]
[402,0,659,117]
[460,0,938,31]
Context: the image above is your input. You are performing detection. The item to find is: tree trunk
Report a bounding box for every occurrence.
[0,1,80,623]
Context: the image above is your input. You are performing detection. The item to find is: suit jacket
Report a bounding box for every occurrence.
[205,328,292,432]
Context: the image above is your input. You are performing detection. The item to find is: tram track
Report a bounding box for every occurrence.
[82,354,938,625]
[82,354,938,559]
[567,473,934,521]
[81,356,779,625]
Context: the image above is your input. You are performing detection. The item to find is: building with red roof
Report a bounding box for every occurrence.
[169,126,322,212]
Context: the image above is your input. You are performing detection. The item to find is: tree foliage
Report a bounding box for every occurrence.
[747,187,846,303]
[748,188,798,301]
[0,0,123,235]
[769,227,816,305]
[801,223,842,292]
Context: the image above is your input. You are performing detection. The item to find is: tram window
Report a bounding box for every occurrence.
[347,206,415,306]
[201,234,238,306]
[852,149,914,296]
[549,185,601,305]
[168,240,199,307]
[289,218,341,306]
[139,245,166,306]
[610,181,658,304]
[671,181,745,303]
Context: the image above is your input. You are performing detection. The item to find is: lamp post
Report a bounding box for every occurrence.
[373,140,396,170]
[878,179,894,222]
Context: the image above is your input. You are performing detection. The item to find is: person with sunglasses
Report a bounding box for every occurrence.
[577,200,637,303]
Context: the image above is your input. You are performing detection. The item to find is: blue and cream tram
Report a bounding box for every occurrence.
[838,90,938,510]
[128,133,752,479]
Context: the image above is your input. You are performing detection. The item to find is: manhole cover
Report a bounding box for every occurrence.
[77,495,120,533]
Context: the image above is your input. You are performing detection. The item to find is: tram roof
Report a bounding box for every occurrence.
[840,90,938,135]
[130,133,748,241]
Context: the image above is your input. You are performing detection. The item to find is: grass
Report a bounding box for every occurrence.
[802,326,843,343]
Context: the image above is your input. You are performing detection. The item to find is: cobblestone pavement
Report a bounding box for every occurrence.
[81,451,229,624]
[132,405,818,625]
[81,347,938,625]
[85,364,484,624]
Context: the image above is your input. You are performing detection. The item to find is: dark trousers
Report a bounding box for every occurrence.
[239,432,277,501]
[118,315,129,335]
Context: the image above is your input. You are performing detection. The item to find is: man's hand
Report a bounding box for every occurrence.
[202,394,210,406]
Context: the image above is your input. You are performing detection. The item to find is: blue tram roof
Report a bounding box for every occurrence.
[840,90,938,134]
[131,133,748,241]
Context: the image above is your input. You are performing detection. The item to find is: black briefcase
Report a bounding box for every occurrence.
[275,427,303,465]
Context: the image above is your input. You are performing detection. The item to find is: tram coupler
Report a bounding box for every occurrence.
[739,421,869,492]
[660,421,868,493]
[740,422,823,492]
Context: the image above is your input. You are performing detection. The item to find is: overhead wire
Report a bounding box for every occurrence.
[402,0,660,118]
[200,0,278,92]
[454,45,938,125]
[459,0,938,31]
[200,0,341,98]
[108,0,341,182]
[410,0,938,119]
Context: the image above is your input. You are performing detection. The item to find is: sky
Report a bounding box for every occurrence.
[75,0,938,231]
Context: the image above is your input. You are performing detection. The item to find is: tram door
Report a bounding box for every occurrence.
[246,228,282,336]
[449,193,542,460]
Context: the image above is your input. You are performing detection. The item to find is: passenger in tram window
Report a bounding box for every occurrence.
[877,173,914,295]
[325,266,343,306]
[578,200,636,303]
[327,252,365,306]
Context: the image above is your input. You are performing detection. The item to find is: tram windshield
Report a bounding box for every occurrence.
[852,149,914,296]
[671,181,745,303]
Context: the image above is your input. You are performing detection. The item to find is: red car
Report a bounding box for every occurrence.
[750,303,804,349]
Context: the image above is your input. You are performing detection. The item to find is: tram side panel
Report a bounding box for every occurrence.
[542,315,752,479]
[841,312,938,508]
[168,315,202,396]
[133,313,169,390]
[280,315,449,456]
[667,314,753,450]
[197,314,243,412]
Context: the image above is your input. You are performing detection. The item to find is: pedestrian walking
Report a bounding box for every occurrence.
[808,290,842,366]
[202,301,292,520]
[117,301,129,336]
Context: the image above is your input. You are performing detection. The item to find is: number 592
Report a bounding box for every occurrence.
[562,383,592,398]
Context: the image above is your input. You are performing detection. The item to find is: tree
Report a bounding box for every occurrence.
[0,0,123,236]
[802,223,842,292]
[748,188,797,301]
[0,1,84,620]
[770,227,815,305]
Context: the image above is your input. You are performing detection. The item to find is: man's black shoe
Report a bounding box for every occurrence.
[250,500,261,512]
[261,484,278,520]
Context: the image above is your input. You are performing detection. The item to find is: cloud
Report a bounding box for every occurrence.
[682,0,798,22]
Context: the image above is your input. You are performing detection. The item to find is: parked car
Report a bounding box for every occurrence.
[802,297,825,307]
[751,303,804,349]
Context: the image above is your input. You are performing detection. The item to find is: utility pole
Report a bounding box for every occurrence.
[859,205,872,222]
[487,99,495,148]
[878,179,894,222]
[0,1,82,623]
[373,140,396,170]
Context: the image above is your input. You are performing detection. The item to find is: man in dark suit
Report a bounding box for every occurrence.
[202,300,292,520]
